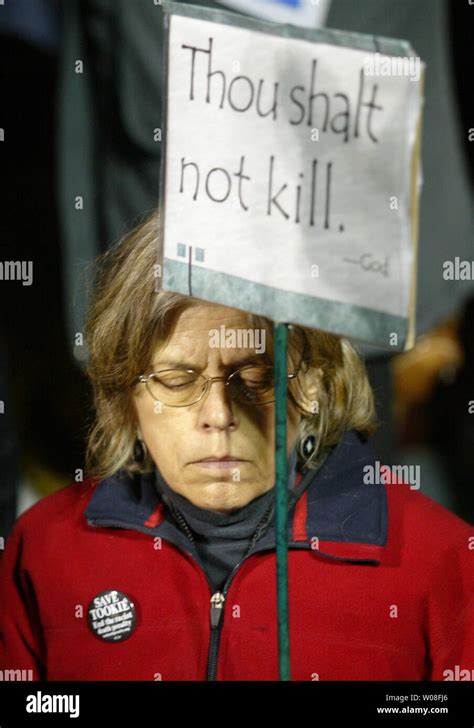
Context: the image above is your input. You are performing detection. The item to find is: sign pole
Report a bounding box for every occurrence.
[274,321,291,680]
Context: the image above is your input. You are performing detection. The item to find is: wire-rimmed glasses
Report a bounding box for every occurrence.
[137,325,307,407]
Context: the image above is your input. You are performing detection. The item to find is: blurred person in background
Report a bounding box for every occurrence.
[428,294,474,524]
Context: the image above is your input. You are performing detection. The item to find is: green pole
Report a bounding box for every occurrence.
[274,321,291,681]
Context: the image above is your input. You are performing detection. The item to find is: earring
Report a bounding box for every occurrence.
[301,434,316,465]
[133,437,147,464]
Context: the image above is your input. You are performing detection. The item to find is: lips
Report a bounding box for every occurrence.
[190,456,248,469]
[193,456,247,463]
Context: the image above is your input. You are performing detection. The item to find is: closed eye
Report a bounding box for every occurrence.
[152,374,198,389]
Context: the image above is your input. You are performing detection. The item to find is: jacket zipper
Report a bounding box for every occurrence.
[164,495,277,681]
[207,591,225,680]
[164,503,232,680]
[206,542,273,681]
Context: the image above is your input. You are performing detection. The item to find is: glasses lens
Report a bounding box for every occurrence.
[147,369,204,406]
[230,365,275,404]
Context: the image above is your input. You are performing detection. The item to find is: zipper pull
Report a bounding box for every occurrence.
[210,591,225,629]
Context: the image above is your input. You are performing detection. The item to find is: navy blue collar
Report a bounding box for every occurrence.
[84,429,388,565]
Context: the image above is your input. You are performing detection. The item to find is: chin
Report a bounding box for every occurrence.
[197,482,255,512]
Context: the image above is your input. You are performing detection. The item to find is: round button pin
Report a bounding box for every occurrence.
[87,589,137,642]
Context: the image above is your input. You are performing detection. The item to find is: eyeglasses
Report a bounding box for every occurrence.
[137,326,307,408]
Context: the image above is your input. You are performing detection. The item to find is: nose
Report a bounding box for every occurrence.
[197,376,237,430]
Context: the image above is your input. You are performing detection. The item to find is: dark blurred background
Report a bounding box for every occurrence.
[0,0,473,539]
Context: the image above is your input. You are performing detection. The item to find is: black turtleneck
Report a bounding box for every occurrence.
[154,449,299,593]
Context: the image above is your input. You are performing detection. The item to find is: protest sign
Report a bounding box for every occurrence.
[159,1,424,350]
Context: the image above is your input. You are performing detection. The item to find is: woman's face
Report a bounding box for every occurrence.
[133,303,302,513]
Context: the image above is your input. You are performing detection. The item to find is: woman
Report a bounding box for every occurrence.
[0,210,473,681]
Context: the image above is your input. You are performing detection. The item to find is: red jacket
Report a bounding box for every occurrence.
[1,430,473,681]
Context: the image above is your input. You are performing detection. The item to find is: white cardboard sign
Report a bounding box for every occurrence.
[160,2,424,350]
